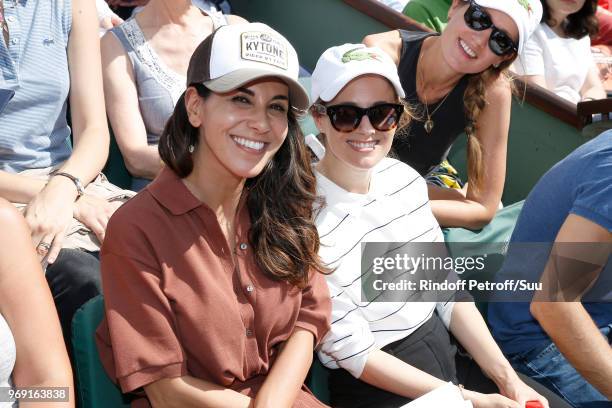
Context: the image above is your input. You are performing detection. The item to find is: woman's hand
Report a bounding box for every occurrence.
[73,194,123,243]
[23,178,78,264]
[499,377,549,408]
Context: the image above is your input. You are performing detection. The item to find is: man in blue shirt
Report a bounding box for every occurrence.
[488,131,612,407]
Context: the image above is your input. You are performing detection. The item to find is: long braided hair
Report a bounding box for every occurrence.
[462,57,515,190]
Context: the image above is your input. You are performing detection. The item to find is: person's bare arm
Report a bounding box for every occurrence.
[449,303,548,407]
[429,78,511,229]
[12,0,118,263]
[530,214,612,399]
[101,31,161,180]
[253,328,315,408]
[144,329,315,408]
[63,0,110,185]
[144,376,252,408]
[362,30,402,66]
[361,348,522,408]
[0,201,74,407]
[580,63,607,101]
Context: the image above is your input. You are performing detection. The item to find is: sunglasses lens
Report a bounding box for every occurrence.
[490,30,514,56]
[465,4,491,31]
[330,106,361,132]
[369,104,401,131]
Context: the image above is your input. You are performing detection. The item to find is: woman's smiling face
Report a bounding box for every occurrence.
[442,1,520,74]
[315,74,399,173]
[186,77,290,180]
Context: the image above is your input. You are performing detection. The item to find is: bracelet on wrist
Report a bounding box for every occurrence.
[52,171,85,198]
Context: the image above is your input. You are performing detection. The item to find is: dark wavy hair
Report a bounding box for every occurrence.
[159,84,328,288]
[542,0,599,39]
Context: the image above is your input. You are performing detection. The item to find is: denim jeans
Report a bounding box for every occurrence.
[508,325,612,408]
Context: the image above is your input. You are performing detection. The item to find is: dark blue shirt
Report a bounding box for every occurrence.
[488,131,612,356]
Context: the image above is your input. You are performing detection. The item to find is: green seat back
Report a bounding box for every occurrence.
[306,357,331,404]
[71,295,131,408]
[102,126,133,190]
[443,201,524,317]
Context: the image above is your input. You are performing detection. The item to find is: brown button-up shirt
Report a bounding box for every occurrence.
[96,167,331,407]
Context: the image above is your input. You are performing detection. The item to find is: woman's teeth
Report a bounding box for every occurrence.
[460,39,477,58]
[348,140,376,149]
[233,136,265,151]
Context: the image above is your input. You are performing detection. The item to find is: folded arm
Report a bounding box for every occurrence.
[530,214,612,399]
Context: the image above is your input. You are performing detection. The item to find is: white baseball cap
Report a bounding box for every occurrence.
[311,43,405,103]
[471,0,543,55]
[186,22,310,110]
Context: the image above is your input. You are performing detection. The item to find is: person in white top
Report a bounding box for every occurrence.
[310,43,550,408]
[514,0,606,104]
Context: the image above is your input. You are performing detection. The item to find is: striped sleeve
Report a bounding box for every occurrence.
[316,279,375,378]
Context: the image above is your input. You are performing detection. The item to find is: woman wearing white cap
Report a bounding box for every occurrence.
[310,43,566,408]
[364,0,542,230]
[515,0,606,104]
[96,23,331,407]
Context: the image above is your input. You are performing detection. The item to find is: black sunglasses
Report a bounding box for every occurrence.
[313,103,404,133]
[463,1,518,57]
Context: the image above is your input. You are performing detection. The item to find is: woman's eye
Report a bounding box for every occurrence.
[269,103,287,113]
[232,95,251,105]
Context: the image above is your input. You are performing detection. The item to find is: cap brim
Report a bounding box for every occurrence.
[204,68,310,111]
[318,69,405,103]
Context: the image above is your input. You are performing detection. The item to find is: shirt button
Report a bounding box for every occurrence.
[7,16,15,23]
[246,284,254,293]
[246,329,253,337]
[11,38,18,45]
[239,242,248,250]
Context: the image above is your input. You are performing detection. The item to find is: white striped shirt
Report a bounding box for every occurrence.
[315,158,454,378]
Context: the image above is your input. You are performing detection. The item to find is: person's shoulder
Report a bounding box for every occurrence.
[572,131,612,174]
[373,157,425,190]
[374,156,420,175]
[101,20,131,54]
[484,74,512,103]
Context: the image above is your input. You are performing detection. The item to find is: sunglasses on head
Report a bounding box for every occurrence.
[463,0,518,57]
[313,103,404,133]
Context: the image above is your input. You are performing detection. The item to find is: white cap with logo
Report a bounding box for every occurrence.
[187,22,310,110]
[310,43,405,104]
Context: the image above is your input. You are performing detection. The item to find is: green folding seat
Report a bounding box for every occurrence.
[71,295,131,408]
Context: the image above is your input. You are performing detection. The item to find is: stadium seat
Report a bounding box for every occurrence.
[71,295,131,408]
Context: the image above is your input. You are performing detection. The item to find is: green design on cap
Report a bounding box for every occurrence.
[341,47,382,63]
[517,0,533,14]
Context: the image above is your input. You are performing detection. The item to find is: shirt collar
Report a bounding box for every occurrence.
[147,166,203,215]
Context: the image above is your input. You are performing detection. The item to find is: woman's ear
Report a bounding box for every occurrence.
[185,87,203,128]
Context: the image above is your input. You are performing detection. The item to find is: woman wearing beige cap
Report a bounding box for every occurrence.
[365,0,542,230]
[96,23,331,408]
[310,43,566,408]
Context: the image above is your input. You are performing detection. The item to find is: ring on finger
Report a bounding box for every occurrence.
[37,241,51,252]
